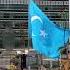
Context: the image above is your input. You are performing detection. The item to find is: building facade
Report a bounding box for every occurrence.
[0,0,69,70]
[0,0,69,49]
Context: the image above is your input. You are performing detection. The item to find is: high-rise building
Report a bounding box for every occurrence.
[0,0,69,49]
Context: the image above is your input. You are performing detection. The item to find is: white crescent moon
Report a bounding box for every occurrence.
[31,15,43,23]
[32,32,36,36]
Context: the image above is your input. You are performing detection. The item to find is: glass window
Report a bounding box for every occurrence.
[14,23,21,29]
[3,13,10,18]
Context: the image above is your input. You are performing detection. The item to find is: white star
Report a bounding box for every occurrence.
[40,30,47,38]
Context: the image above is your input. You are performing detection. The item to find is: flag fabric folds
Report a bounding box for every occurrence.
[28,0,70,58]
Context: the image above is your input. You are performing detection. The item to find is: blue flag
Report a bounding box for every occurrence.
[28,0,70,58]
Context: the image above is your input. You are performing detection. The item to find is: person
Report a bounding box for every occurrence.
[60,50,70,70]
